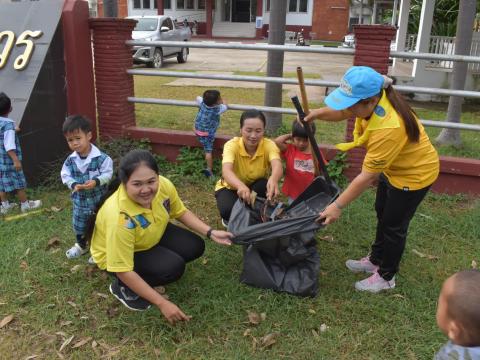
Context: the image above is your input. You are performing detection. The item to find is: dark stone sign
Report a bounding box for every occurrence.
[0,0,69,184]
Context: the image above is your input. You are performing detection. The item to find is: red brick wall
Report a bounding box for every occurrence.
[311,0,349,41]
[97,0,128,18]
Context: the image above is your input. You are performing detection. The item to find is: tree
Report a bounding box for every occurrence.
[263,0,287,133]
[436,0,477,147]
[103,0,118,17]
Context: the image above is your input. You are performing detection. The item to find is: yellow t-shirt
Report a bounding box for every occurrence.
[90,176,187,272]
[361,99,439,190]
[215,137,281,192]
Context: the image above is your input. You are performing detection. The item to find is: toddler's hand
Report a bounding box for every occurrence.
[13,160,22,171]
[73,184,85,193]
[82,180,97,190]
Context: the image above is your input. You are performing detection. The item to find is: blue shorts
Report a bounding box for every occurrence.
[196,134,215,153]
[73,205,94,236]
[0,169,27,192]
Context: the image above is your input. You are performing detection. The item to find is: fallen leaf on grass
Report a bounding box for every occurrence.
[72,337,92,349]
[320,235,334,242]
[472,260,478,269]
[91,340,98,348]
[207,336,214,345]
[247,311,261,325]
[261,333,278,348]
[201,258,208,265]
[20,261,29,270]
[319,323,329,333]
[412,249,439,260]
[243,329,252,337]
[392,294,405,299]
[56,331,68,338]
[0,314,14,328]
[60,321,73,327]
[260,313,266,321]
[154,286,166,294]
[51,206,62,212]
[70,265,82,273]
[418,213,433,220]
[20,248,31,259]
[59,335,74,352]
[50,248,61,254]
[19,291,34,300]
[308,309,316,314]
[96,292,108,299]
[24,355,38,360]
[311,329,319,338]
[46,237,61,250]
[67,301,77,308]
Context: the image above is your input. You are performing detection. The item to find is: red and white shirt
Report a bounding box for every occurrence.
[281,144,316,200]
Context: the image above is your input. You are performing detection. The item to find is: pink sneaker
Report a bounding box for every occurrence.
[345,256,379,274]
[355,272,395,293]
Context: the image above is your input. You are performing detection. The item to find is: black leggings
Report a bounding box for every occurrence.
[118,222,205,287]
[370,175,430,281]
[215,178,268,221]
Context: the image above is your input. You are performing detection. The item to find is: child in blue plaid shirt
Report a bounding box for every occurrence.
[194,90,227,177]
[61,115,113,259]
[0,92,42,214]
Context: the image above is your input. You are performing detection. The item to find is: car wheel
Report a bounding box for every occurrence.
[149,48,163,69]
[177,47,188,63]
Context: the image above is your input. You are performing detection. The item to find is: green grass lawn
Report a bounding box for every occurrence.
[133,75,480,159]
[0,174,479,358]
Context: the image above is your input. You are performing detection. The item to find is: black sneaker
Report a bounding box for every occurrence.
[109,279,151,311]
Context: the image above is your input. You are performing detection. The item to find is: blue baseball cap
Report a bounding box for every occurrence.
[325,66,384,110]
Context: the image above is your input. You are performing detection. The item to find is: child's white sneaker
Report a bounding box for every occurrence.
[346,256,379,274]
[355,272,395,293]
[66,243,89,259]
[20,200,42,213]
[0,202,17,215]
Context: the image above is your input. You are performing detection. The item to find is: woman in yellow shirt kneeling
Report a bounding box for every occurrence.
[89,150,232,324]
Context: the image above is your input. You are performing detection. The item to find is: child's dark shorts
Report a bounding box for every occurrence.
[195,131,215,153]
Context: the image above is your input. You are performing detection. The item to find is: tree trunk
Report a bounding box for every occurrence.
[436,0,476,147]
[103,0,118,17]
[263,0,287,134]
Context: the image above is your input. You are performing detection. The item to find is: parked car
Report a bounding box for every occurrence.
[341,33,397,51]
[128,15,191,68]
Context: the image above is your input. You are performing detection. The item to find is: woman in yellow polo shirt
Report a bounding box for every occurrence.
[88,150,232,323]
[215,109,283,225]
[305,66,439,293]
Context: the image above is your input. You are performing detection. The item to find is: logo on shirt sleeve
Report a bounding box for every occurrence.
[119,212,136,229]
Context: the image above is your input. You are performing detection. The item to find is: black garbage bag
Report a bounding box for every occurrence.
[229,177,340,297]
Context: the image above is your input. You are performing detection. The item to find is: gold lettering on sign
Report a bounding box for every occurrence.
[0,31,15,70]
[14,30,43,71]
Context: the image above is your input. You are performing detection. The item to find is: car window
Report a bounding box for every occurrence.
[133,18,158,31]
[161,18,173,31]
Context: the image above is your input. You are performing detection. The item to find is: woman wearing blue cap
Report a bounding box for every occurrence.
[305,66,439,293]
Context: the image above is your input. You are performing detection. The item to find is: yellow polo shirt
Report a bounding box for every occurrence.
[90,176,187,272]
[215,137,280,192]
[361,102,439,190]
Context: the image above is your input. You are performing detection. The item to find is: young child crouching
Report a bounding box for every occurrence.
[435,269,480,359]
[61,115,113,260]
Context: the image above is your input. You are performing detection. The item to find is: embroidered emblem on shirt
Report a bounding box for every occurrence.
[120,213,136,229]
[134,214,151,229]
[374,105,386,117]
[163,199,170,213]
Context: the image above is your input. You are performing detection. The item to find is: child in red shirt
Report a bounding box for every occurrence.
[275,121,324,203]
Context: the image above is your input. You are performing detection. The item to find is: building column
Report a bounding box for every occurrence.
[412,0,435,77]
[393,0,410,68]
[157,0,164,15]
[255,0,263,39]
[391,0,398,26]
[89,18,137,138]
[343,25,396,180]
[206,0,213,37]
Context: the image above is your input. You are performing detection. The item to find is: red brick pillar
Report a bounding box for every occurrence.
[206,0,213,38]
[157,0,164,15]
[89,18,137,138]
[343,25,396,180]
[255,0,263,39]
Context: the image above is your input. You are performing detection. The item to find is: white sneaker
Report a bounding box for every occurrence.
[0,202,17,215]
[346,256,379,274]
[355,272,395,293]
[66,243,89,259]
[20,200,42,213]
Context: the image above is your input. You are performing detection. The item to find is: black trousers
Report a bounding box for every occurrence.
[118,222,205,287]
[369,175,430,281]
[215,178,268,221]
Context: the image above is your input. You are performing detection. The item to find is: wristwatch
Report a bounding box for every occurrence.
[206,227,213,239]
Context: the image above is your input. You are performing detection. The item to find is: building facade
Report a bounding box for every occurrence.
[96,0,349,41]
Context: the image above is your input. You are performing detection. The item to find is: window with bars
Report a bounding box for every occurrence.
[143,0,150,8]
[198,0,205,9]
[165,0,171,8]
[177,0,184,9]
[288,0,308,13]
[133,0,141,8]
